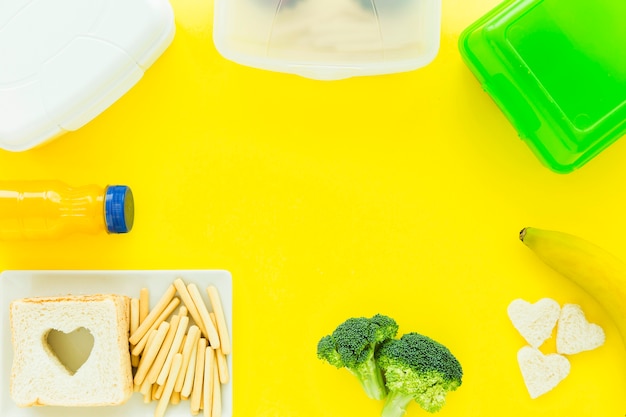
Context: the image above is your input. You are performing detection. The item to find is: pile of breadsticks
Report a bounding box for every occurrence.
[129,277,230,417]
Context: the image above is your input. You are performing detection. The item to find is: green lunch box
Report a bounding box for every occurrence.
[459,0,626,173]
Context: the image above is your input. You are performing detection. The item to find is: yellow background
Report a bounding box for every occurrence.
[2,0,626,416]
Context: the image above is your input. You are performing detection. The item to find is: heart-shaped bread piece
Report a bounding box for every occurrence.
[507,298,561,348]
[45,327,95,375]
[517,346,570,399]
[556,304,605,355]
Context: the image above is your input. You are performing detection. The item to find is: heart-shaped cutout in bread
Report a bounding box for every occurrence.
[517,346,570,399]
[44,327,94,375]
[507,298,560,348]
[556,304,605,355]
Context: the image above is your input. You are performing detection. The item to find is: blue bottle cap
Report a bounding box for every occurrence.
[104,185,134,234]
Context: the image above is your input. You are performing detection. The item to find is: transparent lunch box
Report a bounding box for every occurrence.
[213,0,442,80]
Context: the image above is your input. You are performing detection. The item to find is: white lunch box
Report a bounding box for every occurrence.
[0,0,175,151]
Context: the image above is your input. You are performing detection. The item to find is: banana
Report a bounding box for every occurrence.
[519,227,626,349]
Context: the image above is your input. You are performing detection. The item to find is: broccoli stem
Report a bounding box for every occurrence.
[381,390,414,417]
[350,357,387,400]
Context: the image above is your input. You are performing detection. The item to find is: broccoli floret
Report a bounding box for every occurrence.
[376,333,463,417]
[317,314,399,400]
[317,335,343,368]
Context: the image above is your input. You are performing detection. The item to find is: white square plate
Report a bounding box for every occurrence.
[0,270,232,417]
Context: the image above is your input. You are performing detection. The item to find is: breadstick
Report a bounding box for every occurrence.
[175,325,201,393]
[203,348,216,417]
[174,278,208,336]
[139,287,150,323]
[154,382,165,400]
[191,338,207,415]
[207,285,231,355]
[136,329,157,398]
[212,364,221,417]
[215,349,229,385]
[134,321,170,385]
[146,314,181,385]
[132,297,180,356]
[157,316,190,386]
[130,284,176,345]
[210,312,230,384]
[131,331,151,357]
[130,298,140,333]
[140,372,154,396]
[155,353,183,417]
[188,283,220,349]
[179,305,188,317]
[181,333,199,398]
[137,329,157,369]
[130,298,140,367]
[143,381,153,403]
[150,383,159,402]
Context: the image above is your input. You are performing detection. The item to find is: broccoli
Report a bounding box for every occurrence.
[376,333,463,417]
[317,314,399,400]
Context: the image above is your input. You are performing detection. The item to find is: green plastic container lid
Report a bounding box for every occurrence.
[459,0,626,173]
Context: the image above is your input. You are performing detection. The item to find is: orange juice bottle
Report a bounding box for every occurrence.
[0,180,134,240]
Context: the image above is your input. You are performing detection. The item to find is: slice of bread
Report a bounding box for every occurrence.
[517,346,570,399]
[556,304,605,355]
[507,298,560,348]
[10,294,133,407]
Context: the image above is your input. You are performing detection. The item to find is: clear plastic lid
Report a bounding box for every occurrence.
[213,0,442,80]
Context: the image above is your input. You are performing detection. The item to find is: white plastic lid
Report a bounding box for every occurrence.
[213,0,441,80]
[0,0,175,152]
